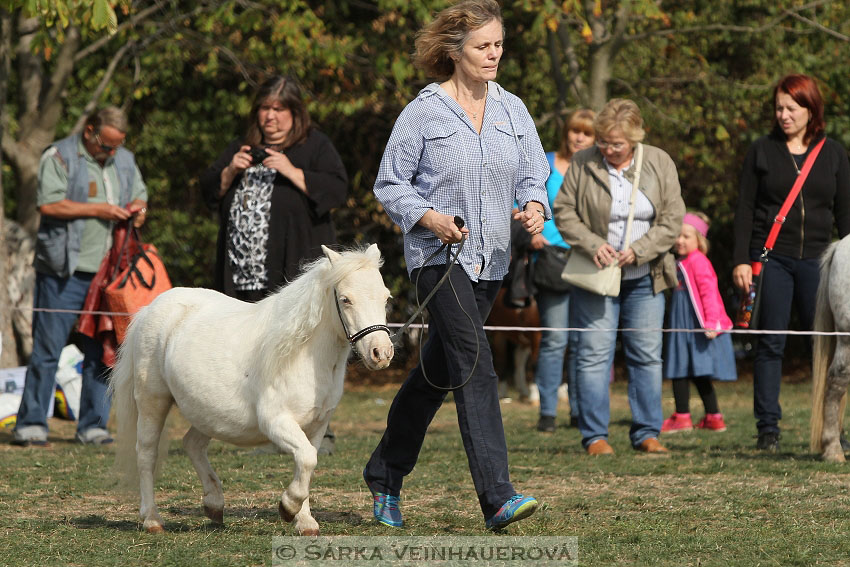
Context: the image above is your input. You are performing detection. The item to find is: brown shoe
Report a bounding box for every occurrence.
[636,437,669,453]
[586,439,614,455]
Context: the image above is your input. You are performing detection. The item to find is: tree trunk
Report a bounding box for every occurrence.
[587,43,613,110]
[11,17,81,235]
[0,8,16,368]
[584,0,631,110]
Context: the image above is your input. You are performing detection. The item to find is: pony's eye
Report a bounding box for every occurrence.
[340,296,352,305]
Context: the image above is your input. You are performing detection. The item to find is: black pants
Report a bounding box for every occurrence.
[752,251,819,433]
[363,264,515,519]
[673,377,719,415]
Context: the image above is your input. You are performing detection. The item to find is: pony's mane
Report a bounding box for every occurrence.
[256,245,383,363]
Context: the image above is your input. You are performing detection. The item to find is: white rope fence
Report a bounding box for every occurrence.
[16,306,850,336]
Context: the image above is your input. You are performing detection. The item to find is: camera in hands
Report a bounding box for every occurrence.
[249,147,269,164]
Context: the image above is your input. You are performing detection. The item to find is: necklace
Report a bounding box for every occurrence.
[788,149,802,175]
[448,82,487,121]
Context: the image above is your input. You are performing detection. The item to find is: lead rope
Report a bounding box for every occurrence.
[393,217,480,392]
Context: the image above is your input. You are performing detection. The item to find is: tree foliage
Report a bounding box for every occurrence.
[2,0,850,365]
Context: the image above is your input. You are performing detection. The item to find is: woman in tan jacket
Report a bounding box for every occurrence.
[553,99,684,455]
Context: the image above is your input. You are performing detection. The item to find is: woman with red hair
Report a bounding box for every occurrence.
[733,73,850,452]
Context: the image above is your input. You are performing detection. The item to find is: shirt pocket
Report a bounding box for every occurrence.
[492,122,525,172]
[422,124,460,172]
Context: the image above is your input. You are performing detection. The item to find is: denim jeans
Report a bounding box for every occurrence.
[752,251,819,434]
[363,264,515,519]
[569,275,665,448]
[533,289,578,419]
[14,271,111,437]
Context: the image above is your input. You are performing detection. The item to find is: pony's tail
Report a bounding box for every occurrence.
[811,242,841,453]
[109,333,140,492]
[109,312,171,492]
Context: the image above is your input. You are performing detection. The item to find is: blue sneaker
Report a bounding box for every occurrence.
[365,478,403,528]
[485,494,538,530]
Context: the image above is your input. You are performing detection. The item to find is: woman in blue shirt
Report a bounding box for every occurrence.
[363,0,549,531]
[532,109,595,433]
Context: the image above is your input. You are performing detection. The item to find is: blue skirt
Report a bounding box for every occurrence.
[663,287,737,381]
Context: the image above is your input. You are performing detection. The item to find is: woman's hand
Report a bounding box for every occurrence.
[704,330,718,340]
[419,210,469,244]
[219,145,253,196]
[230,145,254,171]
[594,243,619,269]
[529,233,547,250]
[264,148,307,192]
[514,206,545,235]
[617,247,637,267]
[732,263,753,292]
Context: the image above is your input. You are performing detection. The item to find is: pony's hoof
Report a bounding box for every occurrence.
[298,527,320,536]
[204,505,224,524]
[145,523,165,534]
[822,450,846,463]
[279,501,295,523]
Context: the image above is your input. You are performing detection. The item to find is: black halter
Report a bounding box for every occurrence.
[333,289,391,348]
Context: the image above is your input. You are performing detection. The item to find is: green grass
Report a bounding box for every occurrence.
[2,378,850,566]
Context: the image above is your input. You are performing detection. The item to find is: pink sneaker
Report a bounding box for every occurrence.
[696,413,727,432]
[661,412,693,433]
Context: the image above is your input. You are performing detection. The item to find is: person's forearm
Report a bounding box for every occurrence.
[39,199,131,222]
[220,165,238,197]
[285,168,306,193]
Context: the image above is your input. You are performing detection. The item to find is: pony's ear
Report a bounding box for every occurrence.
[365,243,381,261]
[322,245,342,265]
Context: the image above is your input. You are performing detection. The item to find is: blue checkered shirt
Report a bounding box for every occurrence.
[374,81,550,281]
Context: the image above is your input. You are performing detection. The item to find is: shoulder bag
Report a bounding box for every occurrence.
[736,138,826,329]
[561,143,644,297]
[532,245,572,293]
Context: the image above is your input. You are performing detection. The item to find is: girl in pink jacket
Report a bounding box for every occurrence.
[662,212,738,433]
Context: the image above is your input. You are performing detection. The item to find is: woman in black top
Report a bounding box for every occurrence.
[733,73,850,451]
[201,76,348,301]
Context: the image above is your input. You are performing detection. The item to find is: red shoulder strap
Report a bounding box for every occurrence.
[764,138,826,251]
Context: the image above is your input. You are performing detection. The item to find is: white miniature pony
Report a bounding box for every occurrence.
[110,244,394,535]
[810,236,850,461]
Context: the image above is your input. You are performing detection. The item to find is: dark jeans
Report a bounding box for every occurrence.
[752,251,819,433]
[15,271,111,436]
[363,264,515,519]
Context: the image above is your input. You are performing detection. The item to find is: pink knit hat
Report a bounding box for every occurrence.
[683,213,709,238]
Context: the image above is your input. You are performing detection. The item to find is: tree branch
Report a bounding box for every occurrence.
[608,0,631,52]
[37,25,81,136]
[609,77,689,129]
[555,21,588,106]
[546,28,568,115]
[786,10,850,42]
[627,0,834,41]
[74,1,166,61]
[1,130,19,173]
[71,40,135,133]
[177,28,260,86]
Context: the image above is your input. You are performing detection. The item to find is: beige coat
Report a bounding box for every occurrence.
[553,144,685,294]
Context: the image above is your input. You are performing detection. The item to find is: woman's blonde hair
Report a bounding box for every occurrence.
[413,0,502,80]
[594,98,645,144]
[558,108,596,160]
